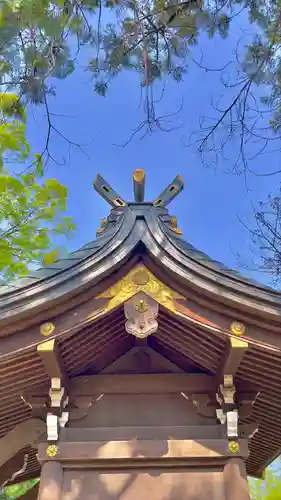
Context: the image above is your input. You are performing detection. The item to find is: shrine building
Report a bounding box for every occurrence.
[0,170,281,500]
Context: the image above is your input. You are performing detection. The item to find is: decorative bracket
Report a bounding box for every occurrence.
[219,374,236,408]
[37,339,69,442]
[192,393,219,419]
[216,324,249,440]
[124,292,159,339]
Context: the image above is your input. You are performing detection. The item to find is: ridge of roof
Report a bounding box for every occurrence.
[0,171,280,320]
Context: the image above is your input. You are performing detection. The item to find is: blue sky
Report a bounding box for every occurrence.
[24,11,281,287]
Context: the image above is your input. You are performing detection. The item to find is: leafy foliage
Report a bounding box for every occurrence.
[0,0,98,102]
[88,0,232,93]
[0,479,39,499]
[0,91,75,281]
[249,470,281,499]
[0,0,279,137]
[245,190,281,283]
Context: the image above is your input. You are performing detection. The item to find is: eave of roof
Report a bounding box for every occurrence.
[0,203,280,325]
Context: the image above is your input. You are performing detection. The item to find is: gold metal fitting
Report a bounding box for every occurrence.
[135,299,149,313]
[40,322,55,337]
[228,441,240,454]
[230,321,245,337]
[46,444,58,457]
[133,169,145,183]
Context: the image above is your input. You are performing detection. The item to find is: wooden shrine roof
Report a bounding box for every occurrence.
[0,171,281,486]
[0,306,281,484]
[0,173,281,325]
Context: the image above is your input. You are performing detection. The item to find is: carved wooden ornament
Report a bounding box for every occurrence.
[96,265,184,314]
[124,292,159,339]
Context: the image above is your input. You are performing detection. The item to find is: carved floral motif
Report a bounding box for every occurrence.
[228,441,240,454]
[124,293,159,338]
[96,265,184,313]
[46,444,58,457]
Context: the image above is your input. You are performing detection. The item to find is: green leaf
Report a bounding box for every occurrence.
[52,59,75,79]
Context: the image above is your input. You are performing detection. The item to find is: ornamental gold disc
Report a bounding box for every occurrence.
[40,322,55,337]
[230,321,245,337]
[228,441,240,454]
[46,444,58,457]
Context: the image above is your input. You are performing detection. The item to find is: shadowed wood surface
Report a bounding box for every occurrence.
[0,419,45,468]
[0,305,280,484]
[20,483,39,500]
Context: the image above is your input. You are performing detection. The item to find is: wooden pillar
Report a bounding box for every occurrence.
[224,458,250,500]
[37,461,63,500]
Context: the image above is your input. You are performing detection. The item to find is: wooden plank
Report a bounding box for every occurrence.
[38,439,249,464]
[60,425,224,442]
[69,374,216,396]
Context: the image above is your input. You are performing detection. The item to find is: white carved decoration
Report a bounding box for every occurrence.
[226,410,238,437]
[124,292,159,338]
[220,375,236,405]
[49,378,65,408]
[59,412,69,428]
[46,413,58,441]
[216,408,226,425]
[47,379,69,440]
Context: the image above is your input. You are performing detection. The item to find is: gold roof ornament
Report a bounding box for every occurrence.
[96,265,184,314]
[46,444,58,457]
[230,321,245,337]
[135,299,149,313]
[228,441,240,454]
[40,322,55,337]
[133,169,145,202]
[170,216,183,236]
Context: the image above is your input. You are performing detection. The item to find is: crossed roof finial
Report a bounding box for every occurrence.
[93,170,184,208]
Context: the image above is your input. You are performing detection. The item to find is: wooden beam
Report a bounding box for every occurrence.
[93,173,126,208]
[217,337,249,383]
[22,395,48,418]
[69,373,216,397]
[37,339,69,388]
[153,174,184,207]
[38,438,249,465]
[133,169,145,202]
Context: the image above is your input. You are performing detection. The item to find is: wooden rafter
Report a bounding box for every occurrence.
[217,337,249,384]
[37,339,69,389]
